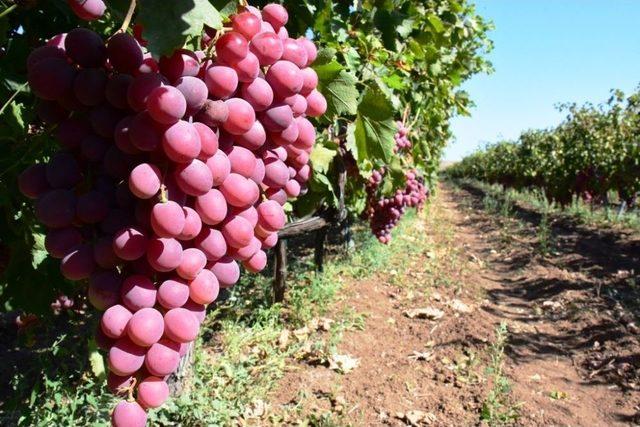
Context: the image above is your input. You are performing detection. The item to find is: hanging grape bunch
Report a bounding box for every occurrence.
[19,2,325,425]
[394,121,411,153]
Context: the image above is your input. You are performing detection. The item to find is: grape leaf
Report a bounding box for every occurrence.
[138,0,222,57]
[89,347,106,379]
[350,85,396,164]
[310,144,337,174]
[31,232,47,269]
[316,67,358,117]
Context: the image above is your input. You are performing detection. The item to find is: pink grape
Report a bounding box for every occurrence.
[45,227,83,259]
[257,200,286,232]
[28,58,75,101]
[227,146,257,178]
[73,68,107,106]
[299,38,318,66]
[147,86,187,125]
[208,256,240,288]
[300,67,318,95]
[127,73,165,112]
[204,66,238,100]
[137,377,170,409]
[306,89,327,117]
[65,28,106,68]
[263,157,289,188]
[240,78,273,111]
[175,159,213,197]
[285,178,301,197]
[67,0,105,21]
[151,201,186,238]
[164,308,199,343]
[147,237,183,272]
[216,32,249,64]
[196,99,230,127]
[101,304,132,339]
[195,189,227,225]
[45,151,82,189]
[111,401,147,427]
[206,150,231,187]
[77,190,109,224]
[182,299,206,323]
[113,227,148,261]
[231,52,260,82]
[162,120,201,163]
[178,207,202,240]
[220,173,260,208]
[194,227,227,261]
[282,38,308,68]
[18,164,50,199]
[229,236,260,261]
[189,269,219,305]
[176,247,207,280]
[26,45,66,72]
[107,372,135,396]
[295,117,316,148]
[223,98,255,135]
[266,187,288,205]
[129,163,161,199]
[271,121,300,146]
[250,32,283,66]
[145,338,180,376]
[244,249,267,273]
[277,26,288,40]
[157,278,190,309]
[250,158,265,184]
[35,189,76,229]
[261,104,294,132]
[221,215,253,248]
[262,4,289,31]
[266,60,303,98]
[129,112,162,152]
[297,164,311,182]
[175,76,208,114]
[283,94,307,117]
[88,270,122,310]
[194,122,219,160]
[159,49,200,82]
[107,32,144,74]
[127,307,164,347]
[232,11,262,39]
[260,232,278,249]
[108,336,146,376]
[121,274,157,311]
[236,120,266,150]
[61,243,96,280]
[105,74,133,109]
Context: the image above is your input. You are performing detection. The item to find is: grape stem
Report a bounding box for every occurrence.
[0,3,17,20]
[119,0,137,33]
[126,377,138,402]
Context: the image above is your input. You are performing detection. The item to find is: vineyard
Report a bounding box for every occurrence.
[446,90,640,206]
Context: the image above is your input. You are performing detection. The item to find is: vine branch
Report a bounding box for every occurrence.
[119,0,137,33]
[0,3,16,20]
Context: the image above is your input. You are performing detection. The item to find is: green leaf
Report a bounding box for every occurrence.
[310,144,337,174]
[89,348,106,379]
[314,48,338,66]
[138,0,222,57]
[427,15,445,33]
[316,68,359,117]
[352,85,396,164]
[31,232,47,269]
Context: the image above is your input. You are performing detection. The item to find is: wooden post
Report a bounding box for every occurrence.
[314,227,326,272]
[274,239,287,303]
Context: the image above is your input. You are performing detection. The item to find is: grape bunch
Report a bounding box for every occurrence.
[393,121,411,153]
[19,3,325,426]
[365,169,427,244]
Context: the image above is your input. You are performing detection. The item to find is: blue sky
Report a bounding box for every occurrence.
[445,0,640,161]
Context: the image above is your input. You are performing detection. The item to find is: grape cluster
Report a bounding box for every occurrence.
[365,169,427,244]
[393,121,411,153]
[19,4,324,426]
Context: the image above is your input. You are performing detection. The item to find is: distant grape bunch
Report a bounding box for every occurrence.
[19,3,325,426]
[365,167,428,244]
[394,120,411,153]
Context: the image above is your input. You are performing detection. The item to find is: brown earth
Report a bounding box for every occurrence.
[266,181,640,426]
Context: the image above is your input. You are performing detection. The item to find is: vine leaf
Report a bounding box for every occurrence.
[350,85,396,165]
[31,232,47,269]
[310,144,337,174]
[314,49,358,117]
[138,0,222,57]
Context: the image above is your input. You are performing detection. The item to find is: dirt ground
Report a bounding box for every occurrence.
[266,181,640,426]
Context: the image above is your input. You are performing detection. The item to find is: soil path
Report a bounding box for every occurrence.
[268,182,640,426]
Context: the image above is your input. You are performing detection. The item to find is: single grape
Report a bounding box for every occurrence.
[221,215,253,248]
[162,120,202,163]
[26,45,67,73]
[127,73,166,111]
[243,249,267,273]
[194,227,227,261]
[236,120,266,151]
[163,308,199,343]
[189,269,219,305]
[260,232,278,249]
[35,189,76,229]
[282,38,308,68]
[206,150,231,188]
[129,163,162,199]
[216,32,249,64]
[64,28,106,68]
[232,11,262,40]
[28,57,75,101]
[88,269,123,310]
[300,67,318,96]
[67,0,106,21]
[223,98,256,135]
[195,99,229,127]
[257,200,286,232]
[89,103,125,138]
[175,76,208,115]
[101,304,133,339]
[137,377,170,409]
[294,116,316,148]
[227,146,257,178]
[220,173,260,208]
[105,73,133,109]
[76,190,109,224]
[94,236,119,269]
[261,104,294,132]
[147,86,187,125]
[120,274,157,311]
[193,122,219,160]
[157,278,190,309]
[178,207,203,241]
[129,112,162,152]
[266,60,303,98]
[127,307,164,347]
[240,78,274,111]
[250,158,266,185]
[111,401,147,427]
[277,26,289,41]
[285,178,301,197]
[113,227,148,261]
[228,236,261,261]
[283,94,308,117]
[18,164,50,199]
[208,256,240,288]
[194,189,227,226]
[231,52,260,83]
[262,4,289,31]
[145,338,180,376]
[204,66,239,100]
[174,159,213,197]
[45,227,83,259]
[159,49,200,82]
[263,157,289,188]
[107,32,144,74]
[299,38,318,66]
[250,32,283,66]
[73,68,107,106]
[305,89,327,117]
[151,201,186,238]
[108,336,146,376]
[147,237,183,272]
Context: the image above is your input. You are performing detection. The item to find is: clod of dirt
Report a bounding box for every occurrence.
[404,307,444,320]
[394,410,437,426]
[243,399,268,419]
[328,354,360,374]
[448,299,472,314]
[408,351,433,361]
[278,329,290,349]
